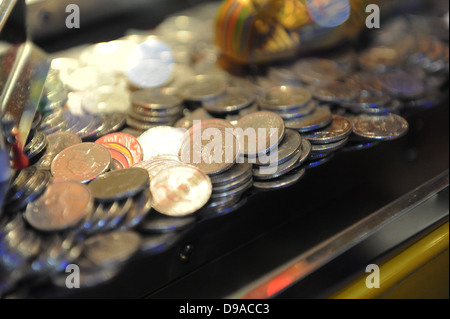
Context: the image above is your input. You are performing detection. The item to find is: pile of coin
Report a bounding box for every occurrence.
[126,89,185,130]
[0,2,448,298]
[258,86,317,121]
[2,167,51,213]
[251,129,311,190]
[302,115,353,163]
[38,110,126,142]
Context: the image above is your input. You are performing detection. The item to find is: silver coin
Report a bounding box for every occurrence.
[345,72,384,91]
[212,169,253,193]
[274,100,317,120]
[340,90,392,109]
[179,120,238,176]
[310,137,349,153]
[253,167,306,191]
[236,111,285,157]
[24,131,47,159]
[83,230,142,269]
[252,147,302,181]
[87,167,149,202]
[210,178,253,199]
[203,87,255,114]
[209,163,252,186]
[284,105,333,132]
[131,89,182,110]
[119,189,153,230]
[77,114,105,141]
[150,164,212,217]
[95,113,127,138]
[352,113,409,141]
[258,86,312,111]
[200,197,248,219]
[303,115,353,144]
[132,156,181,181]
[254,129,302,166]
[267,65,304,87]
[294,138,312,169]
[5,169,51,212]
[25,181,94,232]
[127,107,181,122]
[177,74,227,102]
[294,58,347,85]
[312,81,360,103]
[132,104,184,117]
[377,70,426,100]
[5,167,37,204]
[126,116,170,131]
[126,39,175,89]
[348,99,404,115]
[81,85,131,114]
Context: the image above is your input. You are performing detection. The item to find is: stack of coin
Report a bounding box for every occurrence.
[258,86,316,121]
[202,86,256,117]
[176,74,227,109]
[23,129,48,162]
[38,68,68,115]
[3,167,52,213]
[302,115,353,165]
[202,162,253,215]
[284,105,333,134]
[39,110,126,141]
[251,129,310,190]
[76,168,152,236]
[127,89,185,131]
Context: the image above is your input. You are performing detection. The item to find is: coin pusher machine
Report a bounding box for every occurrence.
[0,0,448,298]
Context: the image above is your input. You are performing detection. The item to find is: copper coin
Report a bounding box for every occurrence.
[35,131,82,170]
[95,132,144,164]
[103,142,134,166]
[103,145,130,169]
[25,181,93,232]
[51,142,111,183]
